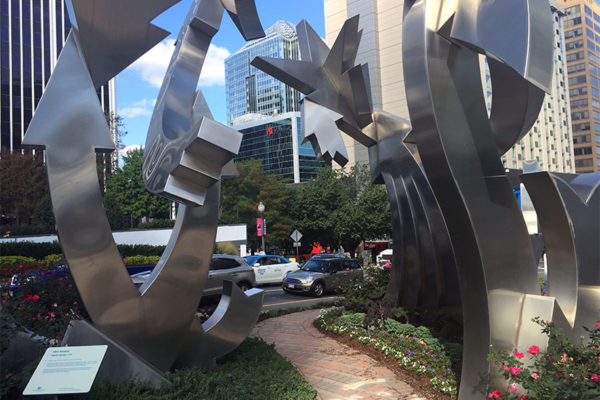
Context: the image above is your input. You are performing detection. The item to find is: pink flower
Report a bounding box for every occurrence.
[513,352,525,359]
[591,374,600,382]
[561,353,568,362]
[31,294,40,301]
[530,372,539,379]
[510,384,518,391]
[488,390,502,398]
[596,322,600,329]
[518,396,528,400]
[1,299,6,304]
[52,303,57,307]
[511,366,522,375]
[527,345,539,355]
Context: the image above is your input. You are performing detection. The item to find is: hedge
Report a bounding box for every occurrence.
[1,242,167,258]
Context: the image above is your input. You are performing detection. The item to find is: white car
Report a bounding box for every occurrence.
[243,255,299,285]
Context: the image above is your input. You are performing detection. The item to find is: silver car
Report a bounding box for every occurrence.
[131,254,256,296]
[282,258,363,297]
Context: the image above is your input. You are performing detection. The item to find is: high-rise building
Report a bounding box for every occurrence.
[324,0,407,169]
[233,112,323,183]
[325,0,576,173]
[225,20,301,126]
[562,0,600,172]
[1,0,116,153]
[491,1,575,173]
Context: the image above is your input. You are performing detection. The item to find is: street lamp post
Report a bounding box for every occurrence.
[258,202,265,253]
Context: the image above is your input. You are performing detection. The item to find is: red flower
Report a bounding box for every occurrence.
[591,374,600,382]
[527,345,539,355]
[25,295,33,302]
[513,352,524,359]
[1,299,6,304]
[595,322,600,329]
[58,277,64,281]
[511,366,522,375]
[488,390,502,398]
[31,294,40,301]
[530,372,539,379]
[518,396,528,400]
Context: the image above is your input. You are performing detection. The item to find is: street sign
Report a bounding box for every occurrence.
[290,229,302,242]
[293,242,301,247]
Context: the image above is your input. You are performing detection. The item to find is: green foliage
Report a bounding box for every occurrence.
[317,309,458,397]
[216,241,239,256]
[136,219,175,229]
[342,267,389,314]
[118,244,166,257]
[338,312,366,328]
[290,165,391,255]
[31,194,55,232]
[489,318,600,400]
[0,241,63,259]
[104,148,171,228]
[0,149,49,226]
[221,159,293,251]
[79,338,317,400]
[41,254,63,266]
[0,256,38,266]
[123,255,160,265]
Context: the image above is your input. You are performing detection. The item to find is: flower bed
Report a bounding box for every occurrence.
[316,308,459,397]
[488,318,600,400]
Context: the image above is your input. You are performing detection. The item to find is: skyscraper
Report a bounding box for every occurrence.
[233,112,323,183]
[561,0,600,172]
[492,1,575,173]
[1,0,116,153]
[225,20,301,126]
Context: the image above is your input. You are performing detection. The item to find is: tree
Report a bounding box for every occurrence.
[104,148,170,228]
[97,113,128,192]
[0,149,48,226]
[290,165,391,257]
[220,159,293,252]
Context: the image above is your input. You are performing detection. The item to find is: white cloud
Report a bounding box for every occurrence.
[119,145,143,161]
[118,99,156,118]
[128,39,231,88]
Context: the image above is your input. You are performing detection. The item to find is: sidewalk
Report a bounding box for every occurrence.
[252,309,427,400]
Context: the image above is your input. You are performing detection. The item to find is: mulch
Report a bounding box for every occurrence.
[314,320,457,400]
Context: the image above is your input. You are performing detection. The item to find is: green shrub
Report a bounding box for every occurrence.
[0,256,38,266]
[338,312,365,328]
[41,254,63,266]
[489,318,600,399]
[117,244,166,257]
[385,318,417,337]
[0,241,63,259]
[123,255,160,265]
[341,267,389,314]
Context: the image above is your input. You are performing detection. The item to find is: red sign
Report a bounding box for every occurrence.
[257,218,262,236]
[266,126,274,135]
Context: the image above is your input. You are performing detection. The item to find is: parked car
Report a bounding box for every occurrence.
[243,255,299,285]
[282,257,363,297]
[310,253,346,260]
[130,254,256,296]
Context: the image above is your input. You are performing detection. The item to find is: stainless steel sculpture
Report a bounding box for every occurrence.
[251,1,600,398]
[522,172,600,340]
[22,0,265,375]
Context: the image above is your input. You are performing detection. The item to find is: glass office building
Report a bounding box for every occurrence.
[1,0,116,152]
[234,113,323,183]
[225,20,301,126]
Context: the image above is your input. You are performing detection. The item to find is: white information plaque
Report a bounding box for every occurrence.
[23,345,108,395]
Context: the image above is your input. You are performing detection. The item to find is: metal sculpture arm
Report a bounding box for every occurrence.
[22,0,265,372]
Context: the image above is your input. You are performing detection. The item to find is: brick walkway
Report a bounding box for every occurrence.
[252,309,426,400]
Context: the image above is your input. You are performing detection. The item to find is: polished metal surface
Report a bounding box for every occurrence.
[143,0,253,206]
[523,172,600,339]
[301,99,349,167]
[366,111,461,308]
[174,281,264,368]
[251,16,374,147]
[62,320,171,388]
[65,0,180,89]
[22,0,264,373]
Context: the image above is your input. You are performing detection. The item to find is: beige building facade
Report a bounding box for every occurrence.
[561,0,600,172]
[324,0,407,169]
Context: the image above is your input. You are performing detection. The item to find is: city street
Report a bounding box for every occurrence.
[260,285,343,311]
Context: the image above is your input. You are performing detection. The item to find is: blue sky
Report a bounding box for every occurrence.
[117,0,325,152]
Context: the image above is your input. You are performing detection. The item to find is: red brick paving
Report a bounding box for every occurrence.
[252,309,427,400]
